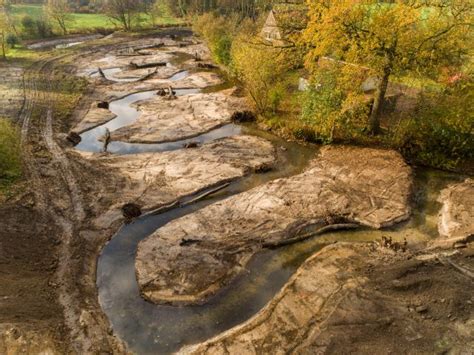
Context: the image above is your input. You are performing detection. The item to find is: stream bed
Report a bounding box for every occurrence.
[77,48,466,354]
[97,164,462,354]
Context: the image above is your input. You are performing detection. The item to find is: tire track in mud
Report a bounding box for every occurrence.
[18,55,99,353]
[19,60,49,210]
[44,109,86,221]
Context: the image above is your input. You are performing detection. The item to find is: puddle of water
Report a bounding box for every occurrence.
[90,66,190,82]
[167,70,189,82]
[56,41,84,49]
[105,124,241,155]
[76,88,201,153]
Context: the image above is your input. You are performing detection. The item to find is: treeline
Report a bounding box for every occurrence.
[162,0,280,18]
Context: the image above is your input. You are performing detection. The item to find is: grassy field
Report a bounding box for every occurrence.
[11,4,181,34]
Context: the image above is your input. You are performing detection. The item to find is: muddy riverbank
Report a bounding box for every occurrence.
[182,242,474,355]
[136,146,413,305]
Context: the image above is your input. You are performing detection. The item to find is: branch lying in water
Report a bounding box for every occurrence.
[263,223,360,249]
[181,182,231,207]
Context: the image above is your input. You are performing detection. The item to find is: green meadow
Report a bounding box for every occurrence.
[11,4,181,33]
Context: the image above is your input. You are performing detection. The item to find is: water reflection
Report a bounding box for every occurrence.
[76,88,203,154]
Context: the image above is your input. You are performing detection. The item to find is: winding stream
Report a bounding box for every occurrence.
[74,87,240,154]
[76,47,466,354]
[97,164,462,354]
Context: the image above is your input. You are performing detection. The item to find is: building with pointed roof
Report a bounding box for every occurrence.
[260,1,307,47]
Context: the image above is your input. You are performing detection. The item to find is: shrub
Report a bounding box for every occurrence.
[392,79,474,169]
[192,13,240,66]
[6,34,18,48]
[0,119,21,183]
[301,67,369,143]
[35,18,54,38]
[292,126,318,143]
[231,36,289,114]
[21,15,36,37]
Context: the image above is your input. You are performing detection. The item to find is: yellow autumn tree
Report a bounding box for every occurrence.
[302,0,473,134]
[231,35,289,114]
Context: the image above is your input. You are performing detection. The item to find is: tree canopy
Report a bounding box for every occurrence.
[302,0,473,133]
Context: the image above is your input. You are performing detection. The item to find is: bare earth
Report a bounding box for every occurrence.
[79,135,276,229]
[111,89,246,143]
[136,146,413,305]
[181,243,474,355]
[1,30,473,354]
[437,178,474,246]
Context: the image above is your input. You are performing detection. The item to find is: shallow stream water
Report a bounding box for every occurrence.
[75,87,212,154]
[97,161,462,354]
[79,47,466,354]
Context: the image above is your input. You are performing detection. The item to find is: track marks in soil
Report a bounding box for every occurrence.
[17,57,93,353]
[44,109,86,221]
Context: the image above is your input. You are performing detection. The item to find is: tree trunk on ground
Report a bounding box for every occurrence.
[369,67,391,135]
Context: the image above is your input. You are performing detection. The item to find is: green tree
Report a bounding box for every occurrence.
[5,32,17,48]
[231,35,289,113]
[106,0,143,31]
[45,0,72,35]
[393,77,474,168]
[303,0,472,134]
[192,13,241,65]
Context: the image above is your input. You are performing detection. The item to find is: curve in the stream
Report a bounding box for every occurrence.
[76,66,244,155]
[88,47,465,354]
[97,158,461,354]
[97,132,316,354]
[75,87,242,154]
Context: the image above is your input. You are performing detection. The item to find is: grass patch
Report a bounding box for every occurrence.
[12,4,181,34]
[0,119,21,194]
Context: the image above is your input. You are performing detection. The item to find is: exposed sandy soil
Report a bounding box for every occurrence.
[111,89,246,143]
[136,146,413,305]
[79,135,276,229]
[0,29,272,353]
[436,179,474,246]
[182,242,474,355]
